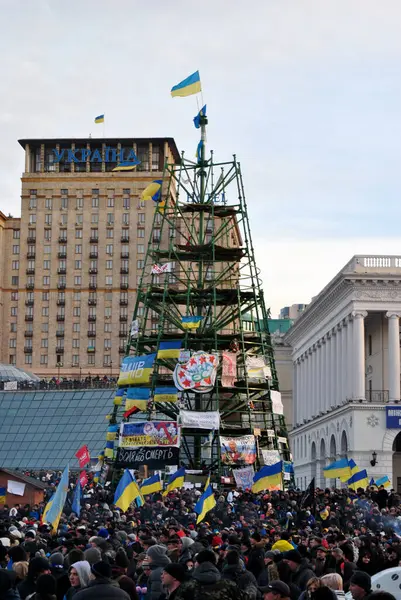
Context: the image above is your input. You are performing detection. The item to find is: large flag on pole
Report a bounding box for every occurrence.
[162,467,185,496]
[323,458,351,481]
[71,479,81,517]
[252,462,283,493]
[114,469,143,512]
[43,466,69,534]
[171,71,201,97]
[195,484,216,524]
[300,477,315,511]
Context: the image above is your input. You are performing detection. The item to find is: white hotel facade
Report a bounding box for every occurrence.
[286,256,401,491]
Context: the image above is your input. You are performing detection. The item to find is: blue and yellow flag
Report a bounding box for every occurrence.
[195,484,216,524]
[94,114,104,124]
[181,315,203,330]
[118,354,156,386]
[171,71,201,97]
[72,480,81,517]
[112,160,140,172]
[194,105,207,129]
[113,388,126,406]
[142,180,162,202]
[41,493,54,522]
[114,469,143,512]
[125,387,150,413]
[252,461,283,493]
[347,469,369,491]
[163,467,185,496]
[376,475,391,488]
[140,474,162,496]
[44,466,69,534]
[154,387,178,403]
[0,487,6,504]
[320,507,330,520]
[323,458,351,481]
[157,340,182,359]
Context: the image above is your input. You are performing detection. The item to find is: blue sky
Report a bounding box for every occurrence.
[1,0,400,315]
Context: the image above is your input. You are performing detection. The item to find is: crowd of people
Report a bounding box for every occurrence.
[0,376,117,391]
[0,479,400,600]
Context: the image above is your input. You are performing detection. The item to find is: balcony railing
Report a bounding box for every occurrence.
[88,299,97,306]
[58,252,67,259]
[365,390,390,403]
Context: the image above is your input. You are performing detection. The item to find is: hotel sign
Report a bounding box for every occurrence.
[52,146,140,164]
[386,406,401,428]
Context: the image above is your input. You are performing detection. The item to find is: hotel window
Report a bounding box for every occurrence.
[106,260,113,270]
[106,244,113,255]
[45,214,52,226]
[137,244,145,254]
[169,227,176,238]
[76,196,84,209]
[137,259,144,269]
[28,228,36,239]
[44,245,51,254]
[137,229,145,238]
[138,199,145,209]
[90,228,98,240]
[42,323,49,332]
[75,260,82,269]
[41,338,48,348]
[104,339,112,350]
[91,214,98,223]
[137,145,149,171]
[44,229,52,241]
[74,276,82,286]
[104,323,112,332]
[9,339,16,348]
[153,230,161,242]
[123,188,130,194]
[106,229,114,239]
[25,355,32,365]
[123,197,130,209]
[88,355,95,365]
[72,354,79,365]
[72,339,80,348]
[73,306,81,317]
[45,198,52,209]
[61,189,68,195]
[155,213,161,225]
[29,214,36,224]
[75,229,83,238]
[75,244,82,254]
[105,276,113,286]
[28,260,35,270]
[11,291,18,301]
[76,214,83,225]
[13,230,20,239]
[12,261,19,270]
[90,260,97,269]
[61,197,69,209]
[122,213,129,225]
[12,245,19,254]
[74,291,81,301]
[29,197,37,209]
[92,196,99,208]
[11,276,19,286]
[30,189,37,197]
[43,276,50,285]
[40,355,48,365]
[73,323,80,332]
[107,213,114,225]
[42,292,49,301]
[11,307,17,316]
[138,213,145,224]
[10,323,17,332]
[105,307,112,318]
[105,292,112,301]
[60,214,68,225]
[107,197,114,208]
[42,307,49,317]
[152,145,160,171]
[43,260,50,270]
[137,306,144,316]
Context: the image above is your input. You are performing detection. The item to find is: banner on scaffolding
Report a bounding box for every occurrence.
[232,466,254,490]
[116,446,180,469]
[220,435,257,465]
[119,421,180,448]
[180,410,220,430]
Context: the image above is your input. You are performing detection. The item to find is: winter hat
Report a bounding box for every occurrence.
[272,540,294,553]
[70,561,92,588]
[163,563,187,582]
[25,530,36,538]
[265,551,276,560]
[97,528,109,539]
[36,573,57,596]
[84,547,102,565]
[283,549,302,564]
[115,548,130,569]
[147,544,168,561]
[350,571,372,593]
[50,552,64,567]
[8,546,27,562]
[260,581,290,598]
[91,560,112,579]
[66,549,85,567]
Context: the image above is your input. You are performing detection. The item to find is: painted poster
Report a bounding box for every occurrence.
[232,466,254,490]
[222,351,237,387]
[173,351,218,393]
[261,449,281,466]
[220,435,257,465]
[119,421,180,448]
[271,390,284,415]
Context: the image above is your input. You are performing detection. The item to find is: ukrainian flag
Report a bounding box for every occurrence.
[204,473,211,491]
[154,387,178,403]
[347,469,369,491]
[142,180,162,202]
[195,484,216,524]
[323,458,351,481]
[252,461,283,493]
[0,487,5,504]
[43,466,69,534]
[114,469,143,512]
[320,507,330,520]
[171,71,201,97]
[124,387,149,415]
[118,354,156,386]
[112,160,140,172]
[376,475,391,488]
[140,474,162,496]
[163,467,185,496]
[194,105,207,129]
[94,114,104,124]
[157,340,182,359]
[41,493,55,523]
[113,389,126,406]
[106,424,119,441]
[181,315,203,329]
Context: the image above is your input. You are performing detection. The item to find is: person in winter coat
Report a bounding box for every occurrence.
[283,550,315,598]
[320,574,345,600]
[49,553,70,600]
[257,552,280,587]
[66,561,92,600]
[111,549,139,600]
[73,561,130,600]
[17,557,52,600]
[0,570,20,600]
[145,545,171,600]
[174,549,245,600]
[28,574,57,600]
[221,550,258,600]
[246,533,265,580]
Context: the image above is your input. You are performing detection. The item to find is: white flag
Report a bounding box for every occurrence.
[152,263,173,274]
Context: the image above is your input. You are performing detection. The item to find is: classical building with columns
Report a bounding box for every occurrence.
[285,255,401,491]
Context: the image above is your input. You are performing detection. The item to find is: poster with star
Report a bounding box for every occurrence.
[173,351,219,393]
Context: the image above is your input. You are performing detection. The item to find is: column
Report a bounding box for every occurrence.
[352,310,368,400]
[307,349,313,419]
[331,330,337,408]
[321,339,326,413]
[300,356,305,422]
[312,346,317,419]
[386,312,401,402]
[347,316,354,399]
[336,326,342,406]
[326,333,332,411]
[293,361,298,426]
[25,143,30,172]
[341,321,347,401]
[316,342,321,414]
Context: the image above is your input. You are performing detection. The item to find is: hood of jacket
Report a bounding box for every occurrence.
[71,560,92,589]
[193,562,221,585]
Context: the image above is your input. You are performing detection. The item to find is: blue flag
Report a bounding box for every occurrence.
[193,105,207,129]
[72,479,81,517]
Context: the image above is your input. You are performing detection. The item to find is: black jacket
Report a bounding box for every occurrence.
[74,579,130,600]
